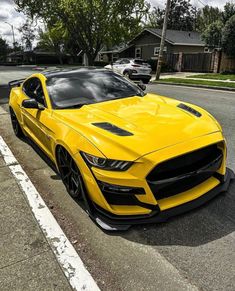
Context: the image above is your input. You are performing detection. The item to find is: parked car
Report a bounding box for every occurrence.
[105,58,152,84]
[9,68,234,230]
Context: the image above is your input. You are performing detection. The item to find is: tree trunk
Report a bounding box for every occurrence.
[87,53,95,66]
[58,54,63,65]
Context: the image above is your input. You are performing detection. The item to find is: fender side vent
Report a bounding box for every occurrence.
[177,103,202,117]
[92,122,133,136]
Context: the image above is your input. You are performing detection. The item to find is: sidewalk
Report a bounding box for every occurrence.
[151,72,235,83]
[0,151,73,290]
[0,134,100,291]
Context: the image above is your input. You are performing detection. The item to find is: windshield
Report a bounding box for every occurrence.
[46,70,145,109]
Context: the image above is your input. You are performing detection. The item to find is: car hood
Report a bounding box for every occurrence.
[53,93,220,160]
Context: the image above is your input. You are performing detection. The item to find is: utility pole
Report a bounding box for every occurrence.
[155,0,171,80]
[5,22,16,49]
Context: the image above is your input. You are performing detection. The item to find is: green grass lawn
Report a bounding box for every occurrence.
[156,78,235,89]
[187,73,235,81]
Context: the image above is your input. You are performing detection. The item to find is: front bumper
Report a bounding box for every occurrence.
[86,168,234,230]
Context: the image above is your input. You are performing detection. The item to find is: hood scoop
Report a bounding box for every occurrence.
[177,103,202,117]
[92,122,133,136]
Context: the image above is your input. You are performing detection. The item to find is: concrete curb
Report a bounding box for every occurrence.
[0,133,100,291]
[152,81,235,92]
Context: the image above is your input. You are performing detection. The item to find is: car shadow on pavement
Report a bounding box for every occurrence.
[118,180,235,247]
[0,85,10,105]
[22,136,60,179]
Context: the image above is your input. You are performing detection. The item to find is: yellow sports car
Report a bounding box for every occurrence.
[9,68,234,230]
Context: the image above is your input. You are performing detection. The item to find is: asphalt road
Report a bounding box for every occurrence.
[0,68,234,291]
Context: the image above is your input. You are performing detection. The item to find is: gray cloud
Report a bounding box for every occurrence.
[0,0,25,45]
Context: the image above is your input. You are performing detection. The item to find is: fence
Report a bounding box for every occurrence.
[164,51,235,73]
[181,53,215,72]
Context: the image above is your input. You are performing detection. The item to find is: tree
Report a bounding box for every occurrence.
[12,41,24,52]
[167,0,198,31]
[37,23,66,64]
[145,7,164,28]
[15,0,149,65]
[201,20,224,48]
[222,2,235,23]
[146,0,198,31]
[18,19,36,50]
[197,5,222,32]
[222,14,235,57]
[0,36,9,61]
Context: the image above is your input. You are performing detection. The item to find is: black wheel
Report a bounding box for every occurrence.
[10,108,24,138]
[123,71,130,79]
[143,79,150,84]
[57,146,83,199]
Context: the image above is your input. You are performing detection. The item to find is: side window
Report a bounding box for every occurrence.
[114,59,122,65]
[22,77,47,107]
[120,59,130,64]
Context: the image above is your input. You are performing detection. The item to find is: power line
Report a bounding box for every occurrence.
[197,0,206,7]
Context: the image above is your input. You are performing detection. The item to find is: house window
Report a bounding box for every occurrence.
[99,54,104,61]
[154,46,167,56]
[135,48,141,59]
[204,47,210,53]
[112,53,119,62]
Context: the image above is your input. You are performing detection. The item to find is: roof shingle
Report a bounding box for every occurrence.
[145,28,204,46]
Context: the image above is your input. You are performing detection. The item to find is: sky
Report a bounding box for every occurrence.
[0,0,233,47]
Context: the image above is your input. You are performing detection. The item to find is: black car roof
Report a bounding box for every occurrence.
[42,67,109,78]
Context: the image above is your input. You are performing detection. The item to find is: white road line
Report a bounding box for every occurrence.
[0,136,18,165]
[0,136,100,291]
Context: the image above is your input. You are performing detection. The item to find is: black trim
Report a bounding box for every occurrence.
[97,180,159,210]
[92,122,133,136]
[177,103,202,117]
[97,180,145,195]
[8,78,25,88]
[85,168,234,231]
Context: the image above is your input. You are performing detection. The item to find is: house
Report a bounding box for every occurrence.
[6,50,74,64]
[99,28,207,62]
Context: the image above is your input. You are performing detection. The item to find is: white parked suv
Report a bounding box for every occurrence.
[105,58,152,84]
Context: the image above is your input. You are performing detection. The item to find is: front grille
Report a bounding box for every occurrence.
[147,144,223,200]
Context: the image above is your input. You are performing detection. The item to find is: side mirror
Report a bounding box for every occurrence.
[22,99,45,110]
[137,83,146,91]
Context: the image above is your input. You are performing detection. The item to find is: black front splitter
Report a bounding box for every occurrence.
[82,168,234,231]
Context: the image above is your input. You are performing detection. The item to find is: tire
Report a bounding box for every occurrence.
[123,71,130,79]
[56,146,83,200]
[10,107,24,138]
[143,79,150,84]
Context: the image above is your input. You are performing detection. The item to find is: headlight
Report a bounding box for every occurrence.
[81,152,133,171]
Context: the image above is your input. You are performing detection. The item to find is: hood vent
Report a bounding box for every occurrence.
[177,103,202,117]
[92,122,133,136]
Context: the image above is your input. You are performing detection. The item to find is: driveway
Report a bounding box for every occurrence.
[0,68,234,291]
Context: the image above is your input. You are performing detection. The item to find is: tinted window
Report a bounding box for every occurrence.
[134,59,145,65]
[23,77,46,106]
[46,70,145,109]
[120,59,130,64]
